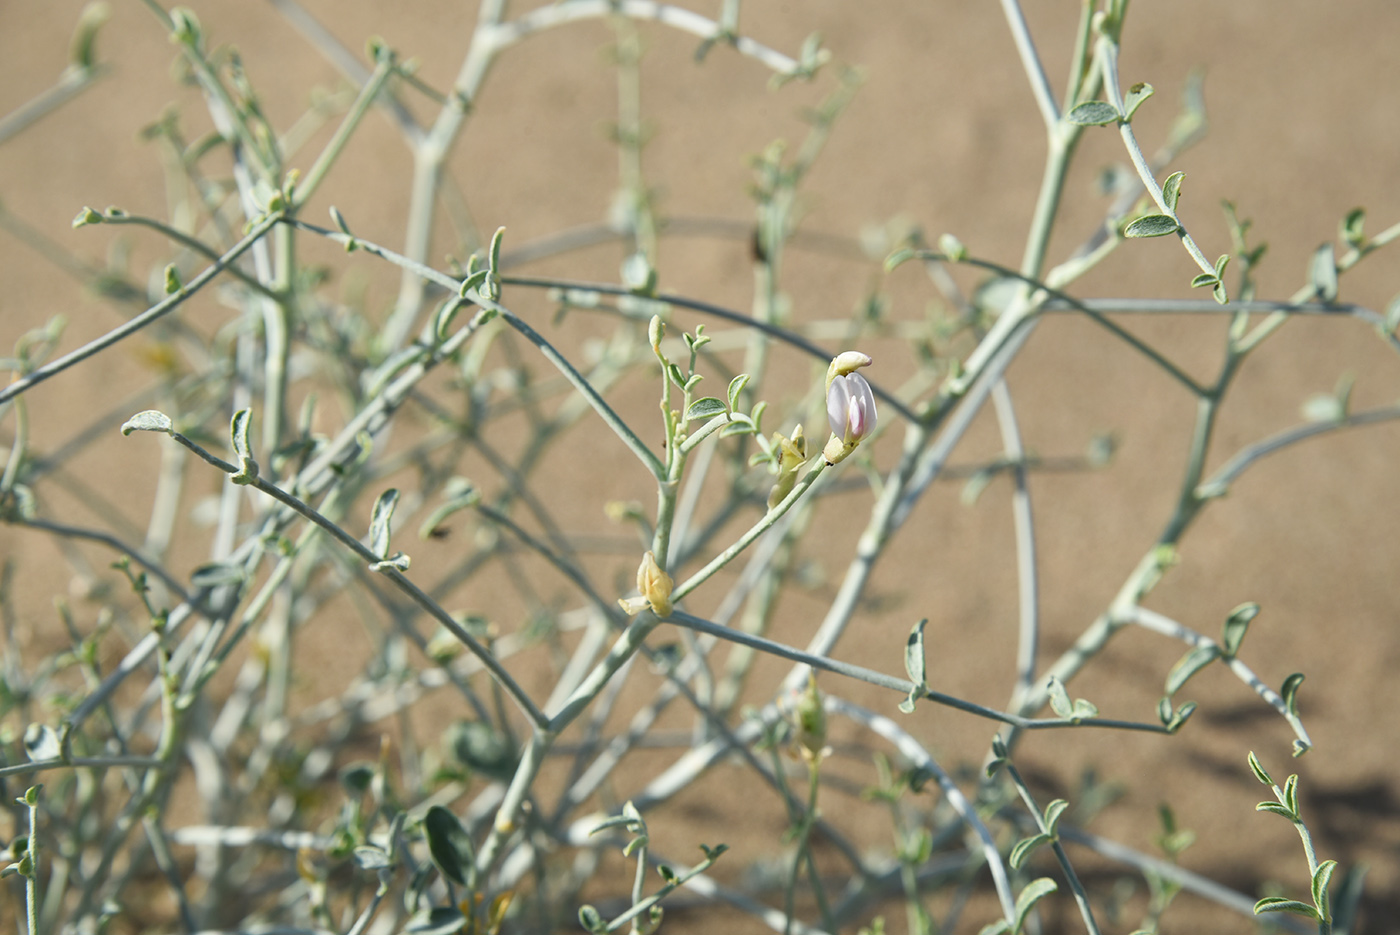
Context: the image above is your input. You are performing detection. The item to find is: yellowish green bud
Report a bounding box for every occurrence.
[825,350,873,393]
[619,550,674,618]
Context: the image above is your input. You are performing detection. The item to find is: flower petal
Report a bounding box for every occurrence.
[827,375,851,437]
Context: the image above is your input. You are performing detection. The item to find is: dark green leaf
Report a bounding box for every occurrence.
[1283,774,1299,816]
[1125,214,1181,238]
[685,397,727,421]
[1281,672,1305,717]
[422,805,473,886]
[1165,644,1220,695]
[1166,700,1196,733]
[1248,751,1274,786]
[1221,602,1259,656]
[1341,207,1365,248]
[1190,272,1219,288]
[577,905,606,934]
[1009,833,1053,870]
[1252,896,1318,919]
[1066,101,1120,126]
[1256,801,1297,820]
[1311,242,1338,302]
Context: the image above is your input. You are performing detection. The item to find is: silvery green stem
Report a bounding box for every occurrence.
[998,0,1060,131]
[1129,605,1311,748]
[1002,760,1102,935]
[992,381,1041,709]
[0,212,282,406]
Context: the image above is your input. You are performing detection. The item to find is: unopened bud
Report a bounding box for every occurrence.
[767,424,807,509]
[619,550,674,618]
[825,350,873,393]
[793,674,828,764]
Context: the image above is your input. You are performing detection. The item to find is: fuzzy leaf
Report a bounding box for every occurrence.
[1013,877,1058,933]
[1123,82,1155,120]
[727,374,750,411]
[685,397,727,421]
[1221,602,1259,656]
[904,618,928,690]
[1256,801,1297,820]
[1066,101,1120,126]
[120,410,173,436]
[1165,644,1220,695]
[1281,672,1305,717]
[1248,751,1274,786]
[230,408,254,460]
[1166,701,1196,733]
[1252,896,1318,919]
[1161,170,1185,213]
[1043,799,1069,835]
[1125,214,1181,238]
[1009,833,1053,870]
[369,489,400,560]
[1311,242,1339,302]
[1312,858,1337,919]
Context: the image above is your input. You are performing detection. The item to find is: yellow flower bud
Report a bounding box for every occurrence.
[620,551,674,618]
[825,350,873,393]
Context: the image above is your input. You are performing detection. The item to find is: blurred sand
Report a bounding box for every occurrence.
[1,1,1397,930]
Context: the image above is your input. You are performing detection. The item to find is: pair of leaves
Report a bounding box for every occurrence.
[1009,799,1070,870]
[1046,676,1098,721]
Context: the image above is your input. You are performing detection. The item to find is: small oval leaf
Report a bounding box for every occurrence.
[121,410,173,437]
[1125,214,1181,238]
[1161,171,1185,213]
[422,805,473,886]
[1066,101,1120,126]
[685,397,727,421]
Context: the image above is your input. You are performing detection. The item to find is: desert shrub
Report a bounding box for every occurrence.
[1,2,1396,933]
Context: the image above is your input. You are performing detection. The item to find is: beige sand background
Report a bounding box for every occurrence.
[2,1,1399,931]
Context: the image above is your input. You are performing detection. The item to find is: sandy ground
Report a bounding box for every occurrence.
[1,1,1398,932]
